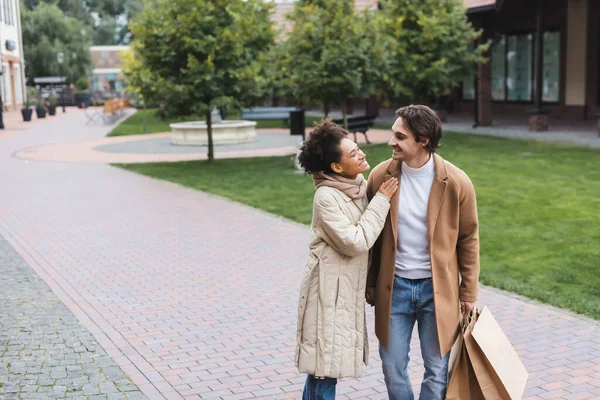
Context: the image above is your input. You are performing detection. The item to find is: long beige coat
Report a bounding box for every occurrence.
[366,154,480,357]
[295,186,390,378]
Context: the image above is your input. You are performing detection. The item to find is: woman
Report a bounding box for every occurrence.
[295,120,398,399]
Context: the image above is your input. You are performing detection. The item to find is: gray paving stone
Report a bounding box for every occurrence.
[0,234,145,400]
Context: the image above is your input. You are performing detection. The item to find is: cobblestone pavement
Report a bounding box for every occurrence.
[0,234,146,400]
[1,112,600,399]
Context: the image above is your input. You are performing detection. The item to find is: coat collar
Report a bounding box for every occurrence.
[384,153,448,243]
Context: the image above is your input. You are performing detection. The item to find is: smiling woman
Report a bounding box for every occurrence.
[292,119,398,398]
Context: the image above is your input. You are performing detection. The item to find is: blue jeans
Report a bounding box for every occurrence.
[302,375,337,400]
[379,277,449,400]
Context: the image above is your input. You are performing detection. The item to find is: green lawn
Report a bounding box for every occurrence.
[107,108,391,137]
[115,133,600,320]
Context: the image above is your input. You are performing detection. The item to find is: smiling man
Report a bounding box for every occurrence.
[366,105,480,400]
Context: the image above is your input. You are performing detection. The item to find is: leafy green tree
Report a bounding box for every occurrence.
[89,0,142,45]
[23,0,142,45]
[21,3,92,84]
[22,0,92,23]
[276,0,375,127]
[124,0,275,161]
[375,0,488,103]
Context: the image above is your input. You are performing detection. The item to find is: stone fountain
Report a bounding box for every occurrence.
[170,110,257,146]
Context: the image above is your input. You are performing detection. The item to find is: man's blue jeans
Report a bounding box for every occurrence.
[302,375,337,400]
[379,276,450,400]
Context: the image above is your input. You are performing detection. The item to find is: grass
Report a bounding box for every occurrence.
[116,133,600,320]
[107,108,391,137]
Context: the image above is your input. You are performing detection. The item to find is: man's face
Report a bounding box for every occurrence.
[388,117,428,162]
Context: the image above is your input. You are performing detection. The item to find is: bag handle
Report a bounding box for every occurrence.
[460,307,479,333]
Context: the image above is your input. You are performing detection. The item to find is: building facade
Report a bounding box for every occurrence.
[0,0,25,111]
[271,0,600,127]
[90,45,130,98]
[458,0,600,126]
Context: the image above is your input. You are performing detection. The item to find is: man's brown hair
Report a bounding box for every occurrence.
[395,105,442,153]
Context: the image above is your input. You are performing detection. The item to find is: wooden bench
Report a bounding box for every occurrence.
[241,107,298,124]
[332,115,376,144]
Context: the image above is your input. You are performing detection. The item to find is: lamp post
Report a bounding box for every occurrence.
[0,67,4,130]
[57,51,66,113]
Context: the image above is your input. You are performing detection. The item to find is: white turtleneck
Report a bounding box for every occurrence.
[395,155,435,279]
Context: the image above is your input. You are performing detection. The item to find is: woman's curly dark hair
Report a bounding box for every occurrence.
[298,120,348,174]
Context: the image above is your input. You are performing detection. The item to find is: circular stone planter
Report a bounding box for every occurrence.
[170,120,257,146]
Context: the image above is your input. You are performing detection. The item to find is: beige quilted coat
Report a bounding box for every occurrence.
[295,186,390,378]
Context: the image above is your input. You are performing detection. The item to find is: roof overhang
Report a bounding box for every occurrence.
[465,0,504,14]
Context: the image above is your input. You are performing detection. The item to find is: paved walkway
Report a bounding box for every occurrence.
[14,110,600,165]
[1,111,600,399]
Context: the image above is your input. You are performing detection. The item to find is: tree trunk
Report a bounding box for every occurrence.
[342,102,348,130]
[142,100,148,134]
[207,110,214,161]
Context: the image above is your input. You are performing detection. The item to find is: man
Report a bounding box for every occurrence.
[366,105,480,400]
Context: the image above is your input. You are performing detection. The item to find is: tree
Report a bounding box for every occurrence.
[23,0,142,45]
[21,3,92,84]
[22,0,92,23]
[375,0,488,103]
[124,0,275,161]
[275,0,375,128]
[89,0,143,45]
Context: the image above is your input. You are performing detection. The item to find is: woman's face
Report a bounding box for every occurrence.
[331,138,370,178]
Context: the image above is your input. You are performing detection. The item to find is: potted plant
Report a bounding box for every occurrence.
[35,98,47,119]
[47,95,58,116]
[21,99,33,122]
[22,87,38,122]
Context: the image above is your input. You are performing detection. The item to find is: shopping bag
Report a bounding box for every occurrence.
[469,306,528,399]
[446,307,528,400]
[446,310,485,400]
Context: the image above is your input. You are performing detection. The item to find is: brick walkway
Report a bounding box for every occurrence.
[1,112,600,399]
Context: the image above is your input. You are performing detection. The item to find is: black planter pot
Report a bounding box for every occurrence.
[36,108,47,119]
[48,106,57,116]
[21,108,33,122]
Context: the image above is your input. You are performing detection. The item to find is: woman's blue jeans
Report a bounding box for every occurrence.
[302,375,337,400]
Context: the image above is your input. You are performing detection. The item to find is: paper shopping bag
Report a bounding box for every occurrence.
[446,306,528,400]
[470,306,528,400]
[446,310,485,400]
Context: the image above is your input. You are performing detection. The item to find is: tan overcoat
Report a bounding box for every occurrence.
[295,186,390,378]
[366,153,480,356]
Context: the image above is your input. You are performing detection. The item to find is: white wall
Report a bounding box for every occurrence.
[0,0,22,59]
[14,63,22,103]
[2,63,12,105]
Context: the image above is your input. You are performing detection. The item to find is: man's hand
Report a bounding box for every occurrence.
[366,287,376,306]
[460,301,475,315]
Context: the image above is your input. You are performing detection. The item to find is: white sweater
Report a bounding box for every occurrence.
[395,156,435,279]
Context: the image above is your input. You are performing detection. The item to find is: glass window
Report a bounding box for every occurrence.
[491,36,506,101]
[542,31,560,102]
[462,75,475,100]
[507,34,533,101]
